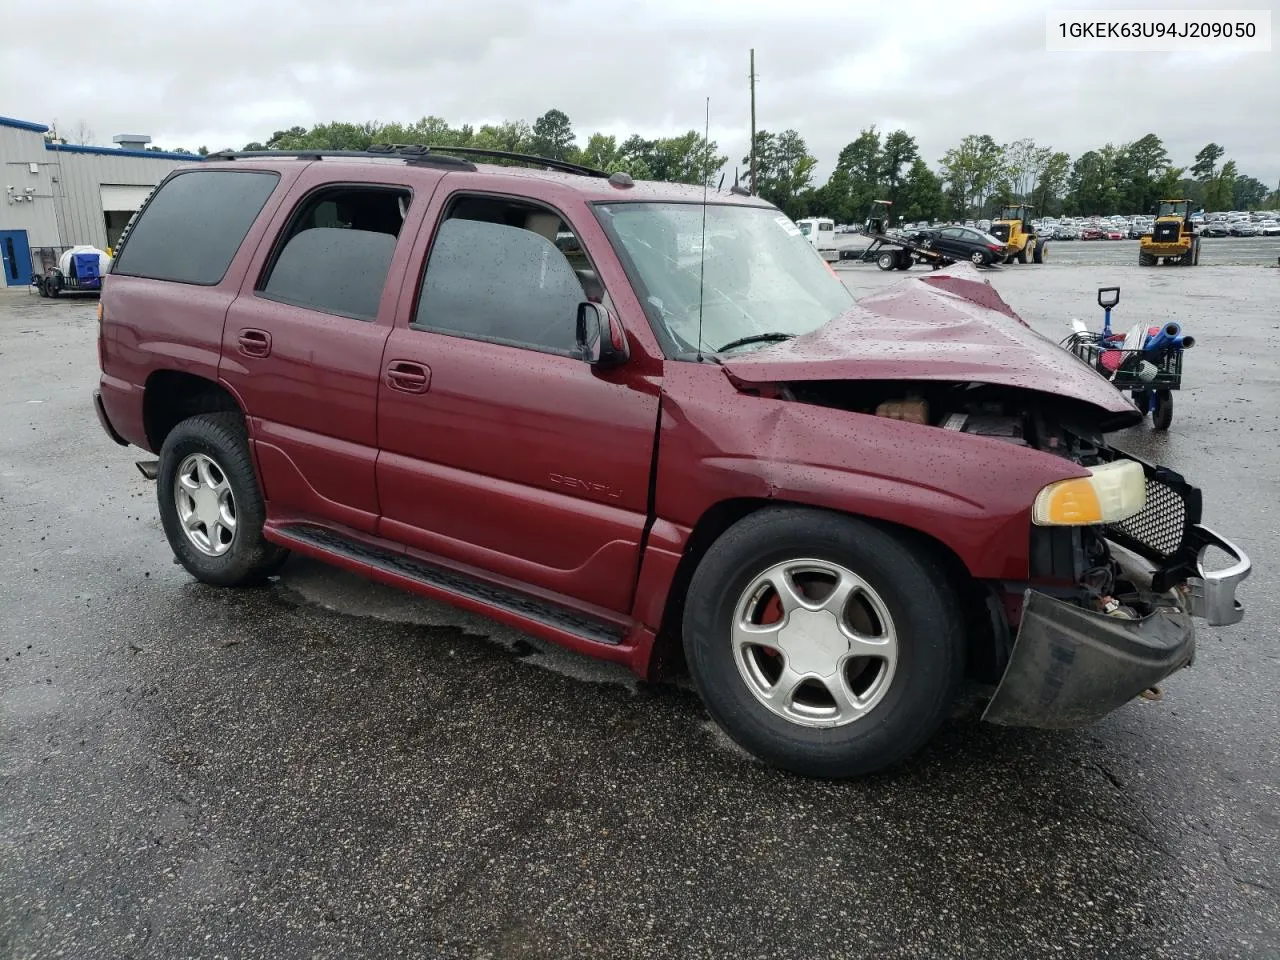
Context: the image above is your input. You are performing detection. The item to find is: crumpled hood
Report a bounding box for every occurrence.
[720,262,1139,424]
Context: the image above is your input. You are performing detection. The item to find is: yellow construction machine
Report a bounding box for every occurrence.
[1139,199,1200,266]
[989,205,1047,264]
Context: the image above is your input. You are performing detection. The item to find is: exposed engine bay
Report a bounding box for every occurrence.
[774,379,1163,623]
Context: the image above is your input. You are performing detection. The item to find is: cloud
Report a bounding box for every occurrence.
[3,0,1275,185]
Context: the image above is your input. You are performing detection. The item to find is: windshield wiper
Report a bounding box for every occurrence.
[715,332,795,354]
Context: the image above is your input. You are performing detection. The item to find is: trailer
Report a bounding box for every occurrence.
[838,201,956,271]
[31,246,107,298]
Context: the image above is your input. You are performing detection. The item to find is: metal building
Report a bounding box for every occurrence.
[1,115,200,288]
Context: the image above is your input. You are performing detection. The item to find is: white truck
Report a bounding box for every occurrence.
[796,217,839,261]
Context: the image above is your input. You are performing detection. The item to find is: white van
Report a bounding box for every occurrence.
[796,217,839,260]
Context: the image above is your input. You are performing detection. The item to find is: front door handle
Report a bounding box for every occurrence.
[237,329,272,358]
[386,360,430,394]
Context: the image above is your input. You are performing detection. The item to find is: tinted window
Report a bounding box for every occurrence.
[939,227,962,239]
[112,170,278,284]
[258,186,409,321]
[415,217,586,353]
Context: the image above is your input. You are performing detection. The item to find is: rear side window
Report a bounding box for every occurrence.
[111,170,279,284]
[258,186,410,321]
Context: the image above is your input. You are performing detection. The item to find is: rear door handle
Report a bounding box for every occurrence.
[237,329,272,358]
[386,360,430,394]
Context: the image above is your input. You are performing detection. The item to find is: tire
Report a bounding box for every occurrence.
[970,250,986,266]
[877,251,896,271]
[1152,390,1173,430]
[1138,251,1156,266]
[682,507,965,779]
[156,412,289,587]
[1015,243,1028,264]
[47,279,60,298]
[1190,239,1201,265]
[1132,389,1153,416]
[37,278,49,298]
[1033,239,1046,264]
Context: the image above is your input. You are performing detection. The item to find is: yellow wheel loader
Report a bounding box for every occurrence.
[1139,199,1200,266]
[989,205,1047,264]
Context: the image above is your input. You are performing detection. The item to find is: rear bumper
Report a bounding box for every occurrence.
[93,390,128,446]
[982,525,1249,728]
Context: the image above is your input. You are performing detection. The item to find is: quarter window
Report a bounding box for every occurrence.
[258,186,411,321]
[111,170,279,285]
[413,196,598,354]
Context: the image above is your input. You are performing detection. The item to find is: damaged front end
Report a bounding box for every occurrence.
[742,377,1251,729]
[982,453,1250,728]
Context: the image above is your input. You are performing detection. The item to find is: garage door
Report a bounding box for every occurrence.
[100,184,155,211]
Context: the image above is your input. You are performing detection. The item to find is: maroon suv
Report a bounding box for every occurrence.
[94,146,1250,778]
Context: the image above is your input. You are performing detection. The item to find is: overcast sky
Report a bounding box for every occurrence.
[4,0,1276,188]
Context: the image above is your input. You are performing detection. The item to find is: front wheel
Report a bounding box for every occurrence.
[157,412,289,586]
[1033,239,1046,264]
[970,250,987,266]
[682,508,964,778]
[877,251,896,271]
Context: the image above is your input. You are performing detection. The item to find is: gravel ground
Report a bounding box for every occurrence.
[1,260,1277,959]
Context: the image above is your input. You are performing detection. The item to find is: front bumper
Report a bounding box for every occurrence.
[983,525,1250,728]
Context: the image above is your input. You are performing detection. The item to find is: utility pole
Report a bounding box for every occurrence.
[749,49,757,196]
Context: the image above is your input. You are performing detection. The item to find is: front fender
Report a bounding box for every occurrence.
[656,367,1090,580]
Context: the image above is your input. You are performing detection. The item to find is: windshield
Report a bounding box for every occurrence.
[798,222,812,235]
[596,202,855,357]
[1158,201,1189,218]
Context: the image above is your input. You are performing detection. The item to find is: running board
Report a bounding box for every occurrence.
[276,524,625,646]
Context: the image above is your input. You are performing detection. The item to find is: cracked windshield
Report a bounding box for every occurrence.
[598,202,853,355]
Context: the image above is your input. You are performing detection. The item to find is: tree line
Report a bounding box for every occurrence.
[141,109,1279,221]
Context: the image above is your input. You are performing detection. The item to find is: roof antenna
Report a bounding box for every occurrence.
[696,96,710,361]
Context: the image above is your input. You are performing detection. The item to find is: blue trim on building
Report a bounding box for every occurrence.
[0,115,51,134]
[45,143,204,161]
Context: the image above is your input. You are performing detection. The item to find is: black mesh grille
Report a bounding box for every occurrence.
[1153,221,1180,243]
[1107,475,1189,560]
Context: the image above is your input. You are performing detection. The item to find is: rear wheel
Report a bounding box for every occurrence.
[1015,242,1028,264]
[157,412,289,586]
[970,250,987,266]
[1139,251,1156,266]
[682,508,964,778]
[877,251,897,271]
[1033,238,1046,264]
[1132,389,1153,416]
[1152,390,1173,430]
[36,277,48,297]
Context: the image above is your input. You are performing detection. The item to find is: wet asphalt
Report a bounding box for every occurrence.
[1,255,1277,959]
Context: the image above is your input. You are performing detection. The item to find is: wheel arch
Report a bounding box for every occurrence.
[143,369,244,452]
[650,497,1000,681]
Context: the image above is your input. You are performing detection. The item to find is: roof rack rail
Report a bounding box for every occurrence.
[423,146,610,179]
[203,146,476,171]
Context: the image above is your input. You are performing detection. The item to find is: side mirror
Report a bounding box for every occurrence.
[1097,287,1120,309]
[576,302,629,368]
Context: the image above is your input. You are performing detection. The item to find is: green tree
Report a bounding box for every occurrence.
[1153,166,1187,204]
[940,134,1002,217]
[1191,143,1224,181]
[743,129,816,218]
[530,109,576,160]
[472,120,534,154]
[900,158,945,222]
[651,131,726,186]
[824,127,882,224]
[879,130,919,207]
[1000,138,1039,203]
[1031,149,1069,214]
[1114,133,1171,213]
[1232,174,1268,210]
[1204,159,1237,211]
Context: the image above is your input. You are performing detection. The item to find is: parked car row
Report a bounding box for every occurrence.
[833,211,1280,240]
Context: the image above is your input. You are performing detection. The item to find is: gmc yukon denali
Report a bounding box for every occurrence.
[93,146,1251,778]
